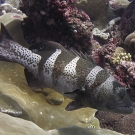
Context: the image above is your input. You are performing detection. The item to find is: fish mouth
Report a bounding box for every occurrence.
[107,102,134,114]
[111,106,133,114]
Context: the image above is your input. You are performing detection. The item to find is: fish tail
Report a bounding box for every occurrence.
[0,23,41,76]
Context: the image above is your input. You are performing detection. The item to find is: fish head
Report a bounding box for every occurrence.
[85,80,134,114]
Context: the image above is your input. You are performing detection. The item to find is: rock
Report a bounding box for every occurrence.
[0,13,29,47]
[46,92,64,105]
[76,108,96,125]
[0,112,124,135]
[49,126,124,135]
[0,112,50,135]
[5,0,21,8]
[0,61,99,130]
[76,0,130,29]
[96,110,135,135]
[76,0,114,29]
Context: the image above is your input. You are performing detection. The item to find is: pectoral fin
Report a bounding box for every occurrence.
[65,101,83,111]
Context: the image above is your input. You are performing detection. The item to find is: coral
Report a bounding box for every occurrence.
[124,31,135,56]
[120,61,135,79]
[5,0,21,8]
[113,61,135,87]
[102,17,121,33]
[92,28,110,40]
[92,42,117,67]
[20,0,94,50]
[95,110,135,135]
[0,0,24,15]
[114,65,129,86]
[110,47,131,64]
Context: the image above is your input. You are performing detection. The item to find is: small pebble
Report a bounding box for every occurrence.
[76,108,96,124]
[46,92,64,105]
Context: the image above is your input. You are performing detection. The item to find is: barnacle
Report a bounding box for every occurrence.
[110,47,131,64]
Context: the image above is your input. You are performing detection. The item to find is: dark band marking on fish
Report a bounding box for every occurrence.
[52,51,77,85]
[88,70,111,90]
[38,49,62,87]
[75,58,96,87]
[94,75,116,98]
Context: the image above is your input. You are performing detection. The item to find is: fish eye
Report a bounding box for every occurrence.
[114,87,126,100]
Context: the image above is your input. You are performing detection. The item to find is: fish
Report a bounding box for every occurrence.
[0,23,134,114]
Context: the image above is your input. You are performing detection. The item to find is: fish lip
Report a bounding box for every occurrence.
[110,105,133,114]
[106,102,134,114]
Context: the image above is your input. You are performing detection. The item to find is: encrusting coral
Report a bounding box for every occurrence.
[0,0,24,15]
[20,0,94,50]
[120,61,135,79]
[124,31,135,56]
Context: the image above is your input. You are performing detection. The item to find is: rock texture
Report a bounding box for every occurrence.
[0,112,50,135]
[50,126,124,135]
[0,112,124,135]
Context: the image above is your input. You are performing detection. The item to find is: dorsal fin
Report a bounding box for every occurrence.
[69,48,95,64]
[0,23,15,41]
[30,40,95,63]
[29,41,68,52]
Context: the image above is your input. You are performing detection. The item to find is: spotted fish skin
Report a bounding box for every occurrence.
[0,23,134,114]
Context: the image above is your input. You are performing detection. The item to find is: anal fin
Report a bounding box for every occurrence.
[24,68,43,91]
[65,101,83,111]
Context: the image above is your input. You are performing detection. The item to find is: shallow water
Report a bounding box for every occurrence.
[0,0,134,134]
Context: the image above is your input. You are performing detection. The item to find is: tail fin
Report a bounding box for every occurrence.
[0,23,15,41]
[0,23,41,77]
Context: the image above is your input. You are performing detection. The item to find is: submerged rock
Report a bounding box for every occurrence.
[0,112,124,135]
[76,0,130,29]
[49,126,124,135]
[46,92,64,105]
[0,13,29,46]
[0,61,99,130]
[76,0,114,29]
[0,112,50,135]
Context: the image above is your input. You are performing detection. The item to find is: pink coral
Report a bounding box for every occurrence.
[113,61,135,87]
[92,42,117,66]
[120,61,135,79]
[20,0,94,44]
